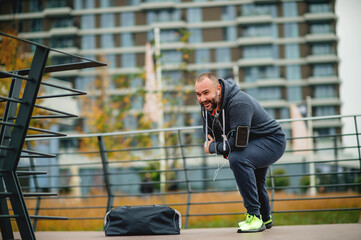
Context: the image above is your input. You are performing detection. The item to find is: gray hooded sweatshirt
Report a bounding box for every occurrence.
[202,78,283,157]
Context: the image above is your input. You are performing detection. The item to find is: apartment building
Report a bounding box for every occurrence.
[0,0,341,137]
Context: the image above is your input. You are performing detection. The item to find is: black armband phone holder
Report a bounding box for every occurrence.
[235,126,249,147]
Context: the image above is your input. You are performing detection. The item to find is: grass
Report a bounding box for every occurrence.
[10,191,361,231]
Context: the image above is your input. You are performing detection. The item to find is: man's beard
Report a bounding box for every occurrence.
[202,97,218,112]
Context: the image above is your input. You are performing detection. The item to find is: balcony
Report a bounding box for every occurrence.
[140,1,176,10]
[43,7,72,17]
[306,76,340,85]
[237,57,275,67]
[306,54,339,64]
[236,15,274,25]
[305,33,338,42]
[237,36,274,46]
[304,12,337,21]
[49,26,78,36]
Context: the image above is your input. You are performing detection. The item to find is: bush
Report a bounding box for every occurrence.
[266,168,290,191]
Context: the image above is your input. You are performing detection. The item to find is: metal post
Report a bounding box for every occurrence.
[353,116,361,170]
[97,136,113,214]
[177,130,191,229]
[269,166,275,214]
[3,45,49,240]
[26,142,41,231]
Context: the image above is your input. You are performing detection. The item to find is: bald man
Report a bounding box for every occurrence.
[195,72,286,233]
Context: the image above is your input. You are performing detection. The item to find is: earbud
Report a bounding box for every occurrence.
[217,90,220,95]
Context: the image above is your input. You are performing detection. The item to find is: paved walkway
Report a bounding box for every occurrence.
[13,224,361,240]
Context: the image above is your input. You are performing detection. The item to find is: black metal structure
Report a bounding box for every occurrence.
[0,32,106,239]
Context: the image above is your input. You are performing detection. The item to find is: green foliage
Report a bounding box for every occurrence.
[299,175,310,193]
[266,168,290,191]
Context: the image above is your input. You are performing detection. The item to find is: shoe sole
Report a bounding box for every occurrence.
[265,222,272,229]
[237,224,266,233]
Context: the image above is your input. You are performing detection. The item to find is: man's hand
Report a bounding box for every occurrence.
[204,134,214,154]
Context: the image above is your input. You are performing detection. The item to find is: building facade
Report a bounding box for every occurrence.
[0,0,341,138]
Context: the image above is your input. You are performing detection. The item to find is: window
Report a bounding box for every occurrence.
[105,54,116,69]
[165,113,184,127]
[284,23,299,38]
[81,35,95,49]
[245,66,280,82]
[101,13,114,28]
[285,44,300,59]
[287,86,302,101]
[222,6,236,21]
[280,108,290,119]
[147,9,181,24]
[195,49,210,64]
[123,115,138,130]
[242,4,277,17]
[101,34,114,49]
[312,43,332,55]
[74,0,94,9]
[161,50,182,64]
[224,26,237,41]
[189,29,202,43]
[310,3,330,13]
[81,15,95,29]
[160,29,181,43]
[131,95,143,110]
[216,48,231,63]
[76,76,95,91]
[258,87,282,100]
[314,106,335,116]
[310,23,332,34]
[314,85,335,98]
[121,33,134,47]
[243,24,277,38]
[100,0,113,8]
[50,37,74,48]
[217,69,233,80]
[30,19,42,32]
[30,0,42,12]
[313,64,334,77]
[121,53,136,68]
[187,8,202,23]
[246,88,258,98]
[283,2,298,17]
[121,12,135,26]
[286,65,301,80]
[127,0,141,6]
[314,127,336,136]
[163,71,182,85]
[46,0,67,8]
[52,18,73,28]
[243,45,278,59]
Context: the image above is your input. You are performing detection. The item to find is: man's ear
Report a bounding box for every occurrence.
[217,84,221,95]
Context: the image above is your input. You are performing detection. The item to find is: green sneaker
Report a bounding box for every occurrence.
[264,215,272,229]
[237,214,266,233]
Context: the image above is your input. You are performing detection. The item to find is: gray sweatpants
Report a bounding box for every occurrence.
[228,129,286,220]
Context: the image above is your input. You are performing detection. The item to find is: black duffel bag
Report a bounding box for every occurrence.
[104,205,181,236]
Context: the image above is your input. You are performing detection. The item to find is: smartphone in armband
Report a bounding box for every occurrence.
[235,126,249,147]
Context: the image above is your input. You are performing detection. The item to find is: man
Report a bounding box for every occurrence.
[195,72,286,233]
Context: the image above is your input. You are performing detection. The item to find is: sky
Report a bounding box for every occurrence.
[335,0,361,153]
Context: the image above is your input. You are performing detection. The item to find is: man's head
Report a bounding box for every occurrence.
[195,72,222,112]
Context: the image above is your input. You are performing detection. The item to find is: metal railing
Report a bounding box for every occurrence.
[22,114,361,229]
